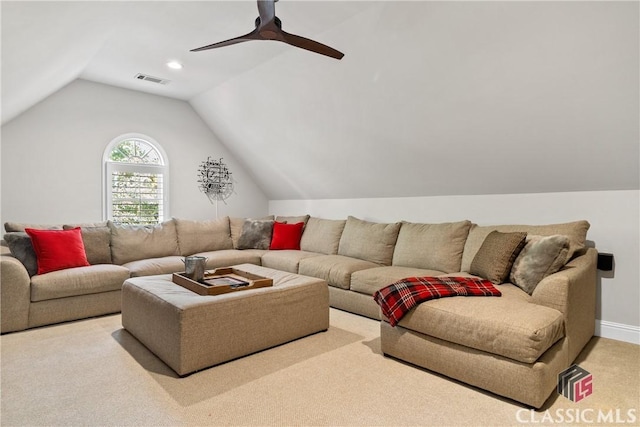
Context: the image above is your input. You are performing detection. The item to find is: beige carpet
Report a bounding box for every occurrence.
[1,309,638,426]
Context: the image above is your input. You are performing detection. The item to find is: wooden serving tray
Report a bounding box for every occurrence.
[172,267,273,296]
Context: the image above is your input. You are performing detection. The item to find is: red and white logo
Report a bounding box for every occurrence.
[558,364,593,402]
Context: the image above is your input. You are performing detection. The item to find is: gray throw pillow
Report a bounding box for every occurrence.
[4,232,38,276]
[63,225,112,265]
[469,231,527,285]
[230,216,274,248]
[509,234,570,294]
[236,220,275,250]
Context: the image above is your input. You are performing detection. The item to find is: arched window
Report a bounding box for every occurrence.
[103,134,169,224]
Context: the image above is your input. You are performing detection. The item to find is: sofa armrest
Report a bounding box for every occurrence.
[1,253,31,333]
[531,247,597,362]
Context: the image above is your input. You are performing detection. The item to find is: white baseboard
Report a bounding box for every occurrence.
[595,320,640,345]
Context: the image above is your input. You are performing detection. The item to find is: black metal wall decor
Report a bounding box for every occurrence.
[197,157,234,217]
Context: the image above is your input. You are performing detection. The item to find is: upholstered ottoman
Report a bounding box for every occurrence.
[121,263,329,376]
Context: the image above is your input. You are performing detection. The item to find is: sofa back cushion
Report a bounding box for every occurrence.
[109,220,180,265]
[174,217,233,255]
[460,220,590,272]
[392,220,472,273]
[5,222,63,232]
[300,217,346,255]
[338,216,401,265]
[275,215,310,225]
[5,221,107,232]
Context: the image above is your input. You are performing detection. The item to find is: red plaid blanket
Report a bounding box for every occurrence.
[373,276,501,327]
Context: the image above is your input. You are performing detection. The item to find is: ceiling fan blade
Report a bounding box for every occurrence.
[191,29,261,52]
[280,31,344,60]
[257,0,276,26]
[192,0,344,60]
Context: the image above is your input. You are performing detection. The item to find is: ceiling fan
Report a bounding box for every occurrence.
[190,0,344,60]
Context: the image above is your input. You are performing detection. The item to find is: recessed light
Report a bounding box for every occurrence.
[166,61,183,70]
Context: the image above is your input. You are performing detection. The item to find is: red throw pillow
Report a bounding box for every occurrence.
[269,221,305,250]
[25,227,90,275]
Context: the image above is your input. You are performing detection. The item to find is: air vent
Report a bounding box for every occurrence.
[134,73,171,85]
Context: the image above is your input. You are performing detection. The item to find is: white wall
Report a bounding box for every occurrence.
[195,1,638,201]
[1,79,269,224]
[270,190,640,343]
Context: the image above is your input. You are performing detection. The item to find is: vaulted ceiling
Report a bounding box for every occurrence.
[2,1,638,200]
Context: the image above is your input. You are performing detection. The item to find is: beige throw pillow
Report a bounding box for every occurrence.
[509,234,570,294]
[469,231,527,285]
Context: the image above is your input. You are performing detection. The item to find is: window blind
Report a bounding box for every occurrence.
[111,171,164,225]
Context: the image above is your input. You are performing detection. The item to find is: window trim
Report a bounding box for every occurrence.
[102,133,170,223]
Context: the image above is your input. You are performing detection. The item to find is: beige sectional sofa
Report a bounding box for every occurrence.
[0,215,596,408]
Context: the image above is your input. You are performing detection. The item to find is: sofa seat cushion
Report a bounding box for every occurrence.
[193,249,264,270]
[31,265,130,302]
[393,283,564,363]
[298,255,378,290]
[261,250,322,273]
[123,256,184,278]
[351,266,447,296]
